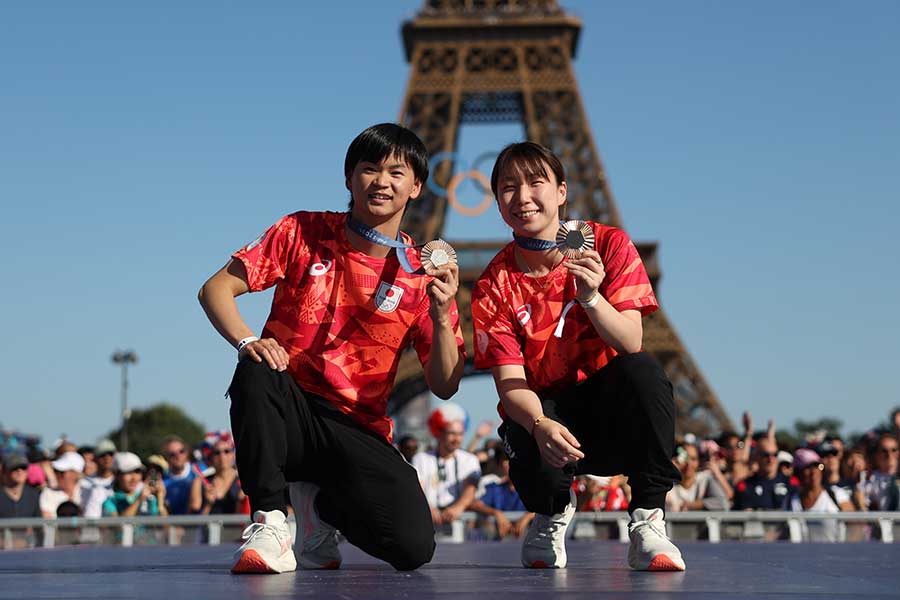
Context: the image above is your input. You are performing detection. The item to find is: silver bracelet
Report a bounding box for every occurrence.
[236,336,259,353]
[578,293,600,308]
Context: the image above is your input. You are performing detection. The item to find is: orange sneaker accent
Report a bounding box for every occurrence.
[529,560,550,569]
[320,560,341,570]
[648,554,683,571]
[231,549,276,574]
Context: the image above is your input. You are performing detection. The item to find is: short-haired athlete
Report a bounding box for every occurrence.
[199,123,466,574]
[471,142,685,571]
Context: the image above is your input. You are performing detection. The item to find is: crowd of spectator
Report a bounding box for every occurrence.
[403,406,900,542]
[0,429,249,522]
[2,406,899,544]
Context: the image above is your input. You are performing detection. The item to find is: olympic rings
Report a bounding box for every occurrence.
[426,150,498,217]
[446,170,494,217]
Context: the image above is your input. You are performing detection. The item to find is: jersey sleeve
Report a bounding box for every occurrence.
[231,213,302,292]
[472,274,524,369]
[410,296,466,367]
[600,228,659,316]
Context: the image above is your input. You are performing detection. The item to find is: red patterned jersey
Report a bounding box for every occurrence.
[472,222,657,397]
[233,211,465,442]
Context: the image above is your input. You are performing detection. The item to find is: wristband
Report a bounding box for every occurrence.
[236,336,259,353]
[531,415,547,436]
[578,293,600,308]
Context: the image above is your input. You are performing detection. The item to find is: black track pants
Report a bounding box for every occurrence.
[228,358,435,571]
[500,352,681,516]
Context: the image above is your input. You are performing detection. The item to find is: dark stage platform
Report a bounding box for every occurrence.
[2,541,899,599]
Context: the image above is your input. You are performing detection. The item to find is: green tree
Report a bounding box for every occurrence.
[107,403,205,459]
[792,417,843,442]
[774,430,801,451]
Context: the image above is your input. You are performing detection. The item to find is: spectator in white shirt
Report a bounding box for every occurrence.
[80,439,117,518]
[39,452,86,517]
[788,448,850,542]
[412,402,481,528]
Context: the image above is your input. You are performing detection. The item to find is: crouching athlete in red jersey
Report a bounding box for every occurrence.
[199,123,465,574]
[471,142,685,571]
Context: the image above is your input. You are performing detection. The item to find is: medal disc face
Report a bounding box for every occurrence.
[556,220,594,258]
[421,240,457,270]
[429,248,450,267]
[565,230,586,249]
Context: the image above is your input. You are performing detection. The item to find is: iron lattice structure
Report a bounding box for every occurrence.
[388,0,733,436]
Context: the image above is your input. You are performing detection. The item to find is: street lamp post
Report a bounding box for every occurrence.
[111,350,138,452]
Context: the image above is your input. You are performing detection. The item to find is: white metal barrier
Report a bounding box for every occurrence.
[1,511,898,549]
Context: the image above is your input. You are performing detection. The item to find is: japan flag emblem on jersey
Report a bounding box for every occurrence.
[515,304,532,326]
[375,282,404,313]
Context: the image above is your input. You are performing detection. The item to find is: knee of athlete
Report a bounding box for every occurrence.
[388,531,435,571]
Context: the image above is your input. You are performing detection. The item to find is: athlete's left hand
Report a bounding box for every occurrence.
[426,263,460,324]
[563,250,605,302]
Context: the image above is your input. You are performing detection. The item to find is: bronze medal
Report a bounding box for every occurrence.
[556,220,594,258]
[420,239,457,269]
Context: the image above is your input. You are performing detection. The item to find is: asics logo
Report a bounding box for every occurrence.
[515,304,531,326]
[245,232,266,252]
[309,260,333,276]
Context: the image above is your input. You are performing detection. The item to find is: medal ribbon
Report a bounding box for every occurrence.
[513,222,563,251]
[513,234,557,251]
[347,216,423,274]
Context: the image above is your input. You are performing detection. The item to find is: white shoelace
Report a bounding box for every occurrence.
[631,517,668,540]
[532,513,567,542]
[241,521,285,544]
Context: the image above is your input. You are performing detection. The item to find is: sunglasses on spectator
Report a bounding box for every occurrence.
[97,452,114,459]
[9,466,27,472]
[757,452,778,459]
[878,446,899,455]
[165,448,187,458]
[211,449,233,456]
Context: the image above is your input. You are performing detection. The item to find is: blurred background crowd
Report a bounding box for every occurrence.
[2,405,899,544]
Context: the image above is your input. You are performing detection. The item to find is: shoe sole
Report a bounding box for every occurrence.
[523,559,567,569]
[299,559,341,570]
[647,554,685,572]
[231,549,277,574]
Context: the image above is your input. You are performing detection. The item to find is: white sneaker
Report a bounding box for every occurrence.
[289,481,342,570]
[231,510,297,574]
[521,488,576,568]
[627,508,685,571]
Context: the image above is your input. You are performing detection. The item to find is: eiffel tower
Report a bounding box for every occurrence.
[388,0,733,437]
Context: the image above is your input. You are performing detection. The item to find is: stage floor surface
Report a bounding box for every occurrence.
[2,541,899,599]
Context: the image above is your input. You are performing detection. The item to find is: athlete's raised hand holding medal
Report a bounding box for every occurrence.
[564,248,606,303]
[554,219,605,303]
[420,239,459,324]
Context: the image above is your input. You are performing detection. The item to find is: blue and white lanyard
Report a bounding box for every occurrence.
[513,226,579,339]
[346,216,423,275]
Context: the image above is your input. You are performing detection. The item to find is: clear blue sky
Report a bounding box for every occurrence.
[1,1,898,447]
